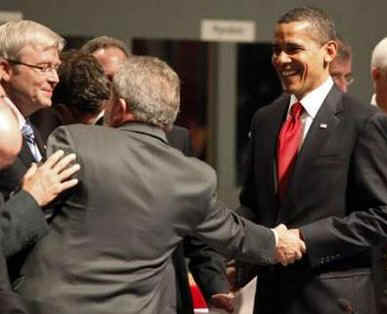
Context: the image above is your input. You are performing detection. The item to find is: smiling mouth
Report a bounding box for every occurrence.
[280,69,299,78]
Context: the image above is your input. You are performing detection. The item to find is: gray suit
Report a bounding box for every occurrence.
[17,122,275,314]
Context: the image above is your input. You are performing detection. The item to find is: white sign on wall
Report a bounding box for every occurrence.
[0,11,23,25]
[200,19,256,42]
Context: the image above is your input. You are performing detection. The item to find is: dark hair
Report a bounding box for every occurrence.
[81,35,130,57]
[53,50,111,114]
[278,7,336,44]
[335,34,352,61]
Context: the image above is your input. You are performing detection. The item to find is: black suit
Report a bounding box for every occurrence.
[0,124,48,283]
[18,122,275,314]
[0,190,48,314]
[167,126,229,314]
[239,86,387,314]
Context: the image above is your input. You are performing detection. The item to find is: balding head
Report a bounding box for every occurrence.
[0,100,22,169]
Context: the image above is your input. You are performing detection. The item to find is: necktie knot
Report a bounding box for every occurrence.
[22,122,35,144]
[290,102,303,120]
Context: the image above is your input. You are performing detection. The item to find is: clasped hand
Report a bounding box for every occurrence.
[273,224,306,266]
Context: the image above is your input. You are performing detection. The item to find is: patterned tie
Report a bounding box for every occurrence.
[277,102,304,200]
[22,121,42,162]
[22,122,35,145]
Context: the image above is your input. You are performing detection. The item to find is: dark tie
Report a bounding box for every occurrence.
[277,102,304,199]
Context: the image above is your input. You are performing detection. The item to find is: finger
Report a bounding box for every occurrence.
[274,224,287,233]
[58,164,80,181]
[57,178,79,192]
[53,153,77,173]
[279,254,288,266]
[295,249,303,260]
[42,150,65,169]
[23,163,38,180]
[300,240,307,253]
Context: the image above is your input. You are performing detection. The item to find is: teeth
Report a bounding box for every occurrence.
[281,70,297,76]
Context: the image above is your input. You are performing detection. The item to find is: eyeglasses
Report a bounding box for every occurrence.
[6,59,60,74]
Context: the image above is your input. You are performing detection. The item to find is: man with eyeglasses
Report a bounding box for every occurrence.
[329,35,353,93]
[0,20,80,292]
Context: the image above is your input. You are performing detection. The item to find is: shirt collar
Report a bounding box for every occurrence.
[370,94,378,106]
[289,77,334,118]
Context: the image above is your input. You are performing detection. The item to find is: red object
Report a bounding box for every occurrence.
[277,102,304,199]
[190,282,208,310]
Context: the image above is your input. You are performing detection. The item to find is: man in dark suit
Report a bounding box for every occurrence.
[83,36,233,313]
[17,56,305,314]
[0,97,78,313]
[0,20,81,284]
[237,7,387,314]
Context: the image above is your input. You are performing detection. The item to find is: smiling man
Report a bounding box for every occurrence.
[237,6,387,314]
[0,20,81,287]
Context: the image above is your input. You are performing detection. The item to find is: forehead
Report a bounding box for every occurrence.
[93,47,127,64]
[330,58,352,73]
[92,47,127,76]
[17,44,60,63]
[274,21,318,45]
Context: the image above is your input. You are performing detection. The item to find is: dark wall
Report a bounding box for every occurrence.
[2,0,385,102]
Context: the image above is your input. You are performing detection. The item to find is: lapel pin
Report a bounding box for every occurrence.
[319,123,328,129]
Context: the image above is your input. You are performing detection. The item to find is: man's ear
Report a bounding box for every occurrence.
[323,40,337,65]
[0,58,12,82]
[110,98,135,126]
[372,67,381,82]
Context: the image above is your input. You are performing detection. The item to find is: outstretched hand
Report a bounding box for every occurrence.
[22,150,80,206]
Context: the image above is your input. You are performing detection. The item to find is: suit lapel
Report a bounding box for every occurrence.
[19,140,36,167]
[278,86,344,223]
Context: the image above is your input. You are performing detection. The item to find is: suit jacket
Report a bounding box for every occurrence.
[239,86,387,314]
[0,125,48,283]
[0,250,28,314]
[18,122,275,314]
[0,193,46,314]
[167,126,229,314]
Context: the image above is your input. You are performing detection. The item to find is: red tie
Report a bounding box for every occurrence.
[277,102,304,199]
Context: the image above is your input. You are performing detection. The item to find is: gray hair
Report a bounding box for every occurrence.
[113,56,180,130]
[371,37,387,73]
[81,35,130,57]
[278,7,336,45]
[0,20,65,60]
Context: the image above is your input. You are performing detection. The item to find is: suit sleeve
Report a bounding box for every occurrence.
[301,111,387,268]
[0,190,48,257]
[185,236,230,299]
[193,168,275,265]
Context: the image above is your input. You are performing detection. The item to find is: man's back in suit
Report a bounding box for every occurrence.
[18,123,275,314]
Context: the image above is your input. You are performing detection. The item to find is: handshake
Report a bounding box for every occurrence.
[272,224,306,266]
